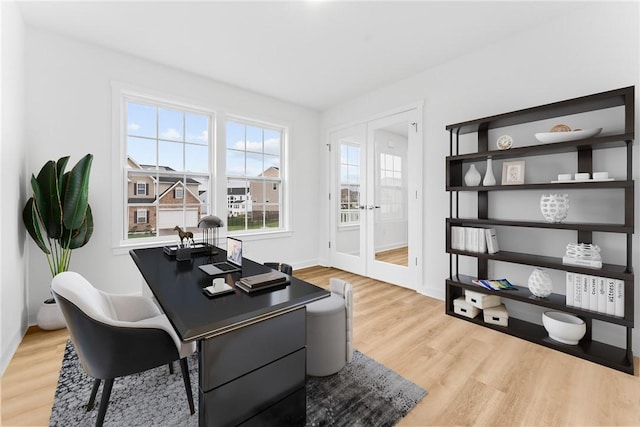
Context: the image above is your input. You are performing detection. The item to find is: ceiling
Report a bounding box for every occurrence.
[17,1,587,111]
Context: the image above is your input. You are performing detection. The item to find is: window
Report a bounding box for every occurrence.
[339,142,360,225]
[136,209,148,224]
[124,97,212,241]
[136,182,148,196]
[226,119,285,233]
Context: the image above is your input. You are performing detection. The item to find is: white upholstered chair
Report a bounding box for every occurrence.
[52,271,196,427]
[306,278,353,376]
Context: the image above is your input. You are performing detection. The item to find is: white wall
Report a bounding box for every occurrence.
[0,1,28,375]
[23,27,322,324]
[321,3,640,349]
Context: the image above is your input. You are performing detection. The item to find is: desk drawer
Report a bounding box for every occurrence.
[199,307,305,391]
[200,348,306,427]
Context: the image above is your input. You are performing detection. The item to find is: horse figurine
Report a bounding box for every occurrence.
[174,225,195,246]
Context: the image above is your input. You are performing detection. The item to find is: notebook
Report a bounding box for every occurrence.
[198,237,243,276]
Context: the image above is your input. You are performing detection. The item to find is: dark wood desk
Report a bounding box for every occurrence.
[130,247,329,427]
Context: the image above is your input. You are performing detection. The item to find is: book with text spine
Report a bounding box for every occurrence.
[589,276,598,312]
[565,272,574,306]
[615,279,625,317]
[485,228,499,254]
[573,274,583,308]
[580,274,590,310]
[597,277,607,314]
[606,278,616,315]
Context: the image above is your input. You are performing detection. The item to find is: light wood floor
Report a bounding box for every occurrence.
[375,246,408,266]
[3,266,640,426]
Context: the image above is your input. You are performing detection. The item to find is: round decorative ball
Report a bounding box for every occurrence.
[540,193,570,223]
[528,268,553,298]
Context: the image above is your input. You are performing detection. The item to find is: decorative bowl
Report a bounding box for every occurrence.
[535,128,602,143]
[542,311,586,345]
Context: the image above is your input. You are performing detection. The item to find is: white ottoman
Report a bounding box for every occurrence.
[306,294,347,376]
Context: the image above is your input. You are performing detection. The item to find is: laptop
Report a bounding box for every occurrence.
[198,237,243,276]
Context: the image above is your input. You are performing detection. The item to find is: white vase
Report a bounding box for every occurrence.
[36,299,66,330]
[540,193,570,223]
[528,268,553,298]
[464,164,481,186]
[483,157,496,186]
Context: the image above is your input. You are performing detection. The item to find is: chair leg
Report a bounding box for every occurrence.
[95,378,114,427]
[87,378,101,411]
[168,361,174,374]
[179,358,195,415]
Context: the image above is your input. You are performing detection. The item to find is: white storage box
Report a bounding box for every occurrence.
[483,304,509,327]
[453,296,480,319]
[465,289,501,309]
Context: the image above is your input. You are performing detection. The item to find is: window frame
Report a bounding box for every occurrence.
[112,83,216,250]
[224,115,289,236]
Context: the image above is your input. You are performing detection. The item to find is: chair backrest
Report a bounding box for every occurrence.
[264,262,293,276]
[52,272,179,379]
[329,278,353,362]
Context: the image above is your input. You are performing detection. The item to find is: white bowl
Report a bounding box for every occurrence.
[542,311,586,345]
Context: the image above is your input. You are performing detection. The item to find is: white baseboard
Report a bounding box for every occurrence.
[0,326,26,376]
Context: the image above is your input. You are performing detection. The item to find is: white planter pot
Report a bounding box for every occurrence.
[36,299,66,330]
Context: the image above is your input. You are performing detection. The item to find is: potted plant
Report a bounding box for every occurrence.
[22,153,94,329]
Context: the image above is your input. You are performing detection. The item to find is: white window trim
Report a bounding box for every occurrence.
[111,82,216,252]
[224,114,290,236]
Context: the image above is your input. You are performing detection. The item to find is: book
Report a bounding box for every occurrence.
[580,274,589,310]
[239,271,288,289]
[464,227,474,252]
[472,278,517,291]
[451,226,463,250]
[597,277,607,314]
[573,273,583,308]
[615,279,624,317]
[606,278,616,315]
[476,228,486,253]
[485,228,499,254]
[565,272,574,306]
[589,275,598,312]
[562,256,602,269]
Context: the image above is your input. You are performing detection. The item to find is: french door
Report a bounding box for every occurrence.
[329,105,422,289]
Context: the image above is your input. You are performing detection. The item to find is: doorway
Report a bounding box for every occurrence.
[329,105,423,289]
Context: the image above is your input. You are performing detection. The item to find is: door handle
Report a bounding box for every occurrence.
[367,205,381,210]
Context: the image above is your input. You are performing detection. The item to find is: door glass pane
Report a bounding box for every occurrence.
[373,123,408,267]
[336,139,361,257]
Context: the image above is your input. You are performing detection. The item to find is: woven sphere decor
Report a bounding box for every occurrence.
[540,193,570,223]
[528,268,553,298]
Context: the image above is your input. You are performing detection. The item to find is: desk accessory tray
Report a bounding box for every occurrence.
[163,242,209,257]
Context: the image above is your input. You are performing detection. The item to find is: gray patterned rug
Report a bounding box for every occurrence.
[50,340,427,426]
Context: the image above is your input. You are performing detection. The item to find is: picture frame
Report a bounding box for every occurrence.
[501,160,525,185]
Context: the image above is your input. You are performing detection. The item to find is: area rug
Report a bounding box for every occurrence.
[50,340,427,426]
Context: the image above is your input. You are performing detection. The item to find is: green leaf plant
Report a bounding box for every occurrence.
[22,154,94,277]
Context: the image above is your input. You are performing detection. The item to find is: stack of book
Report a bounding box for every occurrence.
[451,226,499,254]
[565,272,624,317]
[236,271,289,293]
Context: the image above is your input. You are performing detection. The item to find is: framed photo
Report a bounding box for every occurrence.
[502,160,525,185]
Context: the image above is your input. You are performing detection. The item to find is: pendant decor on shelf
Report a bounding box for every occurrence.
[483,157,496,186]
[528,268,553,298]
[464,164,481,186]
[540,193,570,223]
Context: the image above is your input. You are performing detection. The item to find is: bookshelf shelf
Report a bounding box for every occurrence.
[445,86,635,374]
